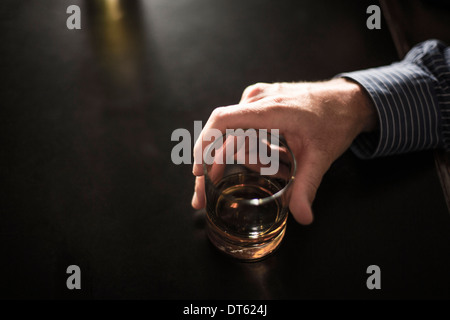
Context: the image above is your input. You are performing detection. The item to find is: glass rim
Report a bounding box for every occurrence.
[202,129,297,206]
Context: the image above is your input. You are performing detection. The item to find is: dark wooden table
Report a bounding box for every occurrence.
[1,0,449,300]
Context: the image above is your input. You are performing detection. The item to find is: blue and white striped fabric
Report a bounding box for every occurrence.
[339,39,450,159]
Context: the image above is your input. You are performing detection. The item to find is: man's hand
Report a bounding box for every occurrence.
[191,78,377,224]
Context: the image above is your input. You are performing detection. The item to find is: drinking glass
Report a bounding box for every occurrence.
[203,129,296,261]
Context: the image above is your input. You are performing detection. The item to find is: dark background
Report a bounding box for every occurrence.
[1,0,449,299]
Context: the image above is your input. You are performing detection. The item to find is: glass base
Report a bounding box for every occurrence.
[206,217,287,262]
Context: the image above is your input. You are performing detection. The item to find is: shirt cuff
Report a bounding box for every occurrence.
[338,62,442,159]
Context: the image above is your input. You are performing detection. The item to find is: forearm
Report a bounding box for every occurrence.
[338,39,450,159]
[317,78,378,133]
[302,78,379,147]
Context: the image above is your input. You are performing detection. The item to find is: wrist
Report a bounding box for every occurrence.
[342,78,378,133]
[304,78,378,148]
[319,78,378,135]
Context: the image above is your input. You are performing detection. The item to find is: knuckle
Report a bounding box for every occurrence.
[270,95,286,105]
[243,82,269,98]
[250,82,268,90]
[272,82,283,91]
[210,106,226,119]
[209,106,233,124]
[260,96,288,112]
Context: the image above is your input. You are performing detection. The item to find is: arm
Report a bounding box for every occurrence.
[339,39,450,158]
[191,39,450,225]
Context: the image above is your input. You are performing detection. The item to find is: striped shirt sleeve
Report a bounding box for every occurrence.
[338,39,450,159]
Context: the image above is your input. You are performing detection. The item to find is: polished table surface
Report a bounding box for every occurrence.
[1,0,450,299]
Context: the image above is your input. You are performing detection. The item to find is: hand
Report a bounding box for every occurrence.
[191,78,377,224]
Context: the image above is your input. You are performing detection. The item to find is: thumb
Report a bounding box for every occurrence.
[288,150,331,225]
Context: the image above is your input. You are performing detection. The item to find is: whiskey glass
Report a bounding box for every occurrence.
[203,129,296,261]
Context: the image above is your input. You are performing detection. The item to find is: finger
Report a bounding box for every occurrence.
[192,104,278,176]
[239,83,270,103]
[288,150,331,225]
[192,108,229,176]
[192,176,206,209]
[235,143,291,180]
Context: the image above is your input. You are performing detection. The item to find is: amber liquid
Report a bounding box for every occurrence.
[205,173,288,260]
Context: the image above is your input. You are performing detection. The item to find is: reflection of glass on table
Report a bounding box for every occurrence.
[203,129,296,261]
